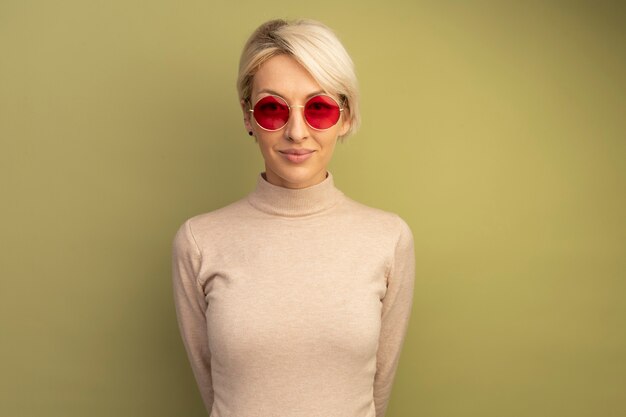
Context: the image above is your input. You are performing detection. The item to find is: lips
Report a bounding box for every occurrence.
[278,148,316,164]
[279,149,315,155]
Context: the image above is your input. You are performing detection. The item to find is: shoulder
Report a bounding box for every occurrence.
[336,195,414,277]
[334,195,414,260]
[339,195,413,238]
[173,196,251,244]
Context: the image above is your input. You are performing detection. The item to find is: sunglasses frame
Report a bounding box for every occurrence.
[248,93,344,132]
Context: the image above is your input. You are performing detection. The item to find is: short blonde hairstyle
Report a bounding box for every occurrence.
[237,18,360,141]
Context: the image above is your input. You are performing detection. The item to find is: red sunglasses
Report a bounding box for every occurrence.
[249,94,344,131]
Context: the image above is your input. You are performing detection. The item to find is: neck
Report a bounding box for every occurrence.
[247,170,344,217]
[262,169,329,189]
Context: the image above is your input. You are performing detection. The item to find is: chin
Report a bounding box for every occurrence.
[280,169,314,182]
[270,166,324,187]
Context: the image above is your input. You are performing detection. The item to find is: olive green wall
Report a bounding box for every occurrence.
[1,1,624,416]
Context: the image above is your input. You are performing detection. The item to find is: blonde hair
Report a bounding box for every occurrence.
[237,18,360,141]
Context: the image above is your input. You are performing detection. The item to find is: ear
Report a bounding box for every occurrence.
[338,111,351,138]
[241,99,253,134]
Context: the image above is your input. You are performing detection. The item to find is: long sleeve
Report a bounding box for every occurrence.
[169,172,417,417]
[374,216,416,417]
[171,219,214,415]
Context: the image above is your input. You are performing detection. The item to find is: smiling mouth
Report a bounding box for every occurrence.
[279,150,315,155]
[279,151,315,163]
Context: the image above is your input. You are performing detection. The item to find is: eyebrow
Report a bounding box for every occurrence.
[256,89,326,100]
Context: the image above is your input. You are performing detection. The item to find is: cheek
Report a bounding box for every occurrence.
[257,141,272,156]
[318,131,340,150]
[256,134,281,155]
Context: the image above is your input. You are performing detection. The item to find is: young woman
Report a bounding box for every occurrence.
[172,18,415,417]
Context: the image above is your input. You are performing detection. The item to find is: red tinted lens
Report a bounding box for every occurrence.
[304,95,341,129]
[253,96,290,130]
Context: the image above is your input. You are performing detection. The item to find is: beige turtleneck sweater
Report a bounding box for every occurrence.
[171,171,415,417]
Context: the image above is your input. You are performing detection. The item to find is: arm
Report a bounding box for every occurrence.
[374,216,416,417]
[171,219,214,415]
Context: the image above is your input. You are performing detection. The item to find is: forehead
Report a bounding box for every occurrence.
[251,54,323,100]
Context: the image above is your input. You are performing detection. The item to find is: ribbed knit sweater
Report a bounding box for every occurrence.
[171,171,415,417]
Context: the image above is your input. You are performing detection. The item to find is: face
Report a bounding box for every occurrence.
[241,54,350,189]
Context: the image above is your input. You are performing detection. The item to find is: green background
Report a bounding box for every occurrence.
[1,1,624,416]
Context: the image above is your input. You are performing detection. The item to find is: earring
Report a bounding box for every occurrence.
[248,131,253,136]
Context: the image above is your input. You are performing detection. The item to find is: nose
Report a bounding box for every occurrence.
[284,105,309,142]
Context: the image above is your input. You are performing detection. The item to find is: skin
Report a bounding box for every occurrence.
[241,54,350,189]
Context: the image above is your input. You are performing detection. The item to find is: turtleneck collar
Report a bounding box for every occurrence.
[246,171,344,217]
